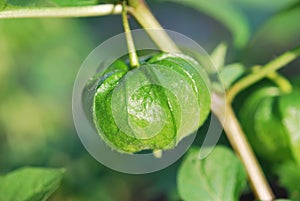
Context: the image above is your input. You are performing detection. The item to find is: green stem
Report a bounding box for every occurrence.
[0,4,122,19]
[252,65,293,94]
[128,0,180,52]
[122,1,139,68]
[211,93,274,200]
[128,0,141,8]
[267,71,293,93]
[227,45,300,103]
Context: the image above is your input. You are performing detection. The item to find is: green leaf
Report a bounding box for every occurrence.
[161,0,298,48]
[0,0,5,10]
[235,0,299,11]
[253,5,300,47]
[275,162,300,201]
[0,167,64,201]
[210,43,228,71]
[177,146,247,201]
[161,0,250,48]
[219,63,245,88]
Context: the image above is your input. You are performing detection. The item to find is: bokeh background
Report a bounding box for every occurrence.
[0,0,300,200]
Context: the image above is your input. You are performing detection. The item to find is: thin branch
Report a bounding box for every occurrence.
[0,4,122,19]
[211,92,275,200]
[267,71,293,93]
[251,65,293,94]
[227,45,300,103]
[122,1,139,68]
[128,0,180,53]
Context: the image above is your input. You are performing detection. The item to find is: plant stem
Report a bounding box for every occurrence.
[127,1,275,200]
[122,1,139,68]
[227,45,300,103]
[267,71,293,93]
[128,0,141,8]
[211,93,274,200]
[128,0,180,52]
[0,4,122,19]
[251,65,293,93]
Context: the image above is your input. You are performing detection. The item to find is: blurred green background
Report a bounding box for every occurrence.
[0,1,300,200]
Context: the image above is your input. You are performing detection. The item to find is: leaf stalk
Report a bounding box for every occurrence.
[227,45,300,103]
